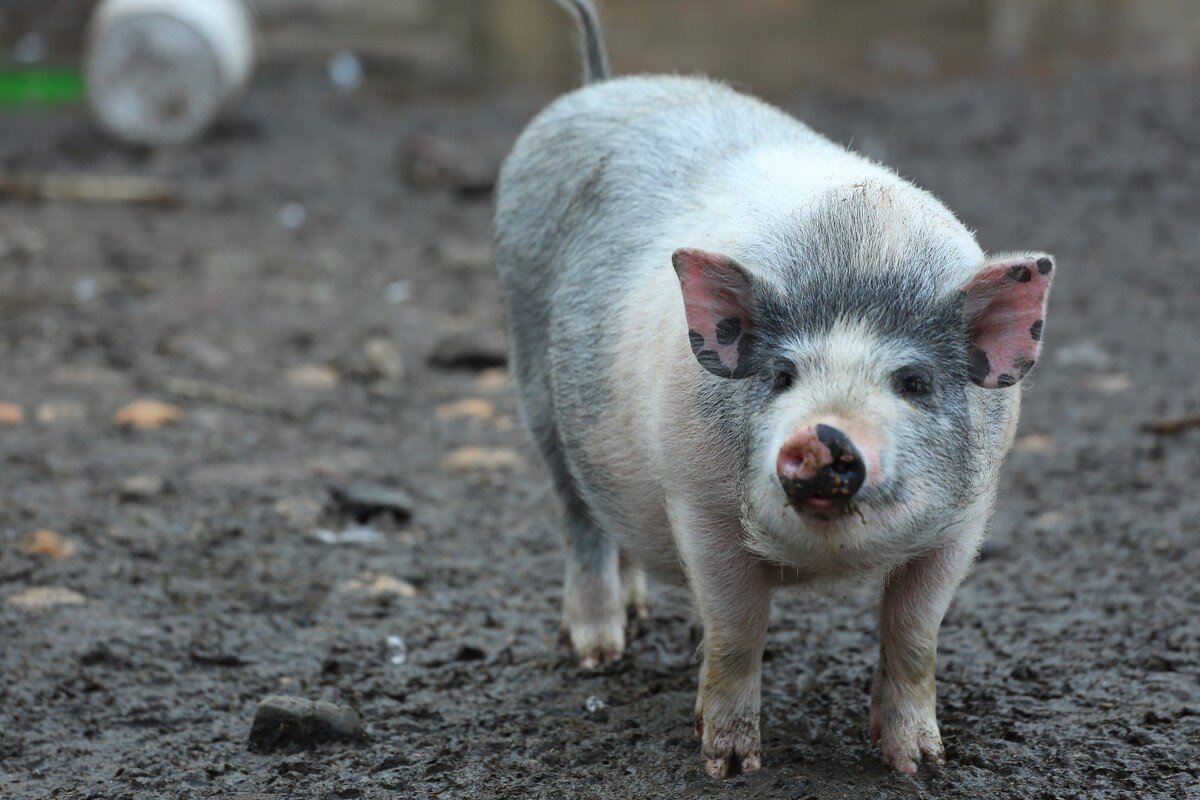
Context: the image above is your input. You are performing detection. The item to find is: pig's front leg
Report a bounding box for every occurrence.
[673,501,770,779]
[870,532,979,773]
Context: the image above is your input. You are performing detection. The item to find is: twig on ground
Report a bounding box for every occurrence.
[0,173,180,207]
[1140,414,1200,435]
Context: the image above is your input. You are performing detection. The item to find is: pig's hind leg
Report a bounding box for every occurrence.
[525,414,625,666]
[503,310,628,667]
[520,396,626,667]
[558,484,627,669]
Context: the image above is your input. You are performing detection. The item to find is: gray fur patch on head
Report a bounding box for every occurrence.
[742,187,978,378]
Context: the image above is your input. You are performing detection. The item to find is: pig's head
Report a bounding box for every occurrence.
[672,214,1054,566]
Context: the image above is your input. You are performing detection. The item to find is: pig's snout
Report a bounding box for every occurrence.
[776,424,866,512]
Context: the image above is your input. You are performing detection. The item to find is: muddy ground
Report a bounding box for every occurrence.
[1,65,1198,800]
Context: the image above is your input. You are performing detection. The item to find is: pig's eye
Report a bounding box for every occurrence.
[892,366,933,399]
[771,364,796,393]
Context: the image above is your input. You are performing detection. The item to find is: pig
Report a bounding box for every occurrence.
[495,0,1055,779]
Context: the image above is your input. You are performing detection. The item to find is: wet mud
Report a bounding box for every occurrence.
[1,67,1198,798]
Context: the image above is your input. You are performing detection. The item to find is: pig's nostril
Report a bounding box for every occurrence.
[821,453,865,497]
[831,456,856,475]
[779,425,867,509]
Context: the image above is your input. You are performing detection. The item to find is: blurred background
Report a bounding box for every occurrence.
[2,2,1198,799]
[3,0,1200,99]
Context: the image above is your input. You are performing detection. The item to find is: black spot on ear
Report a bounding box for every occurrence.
[688,329,704,355]
[967,345,991,385]
[1036,257,1053,275]
[715,317,741,346]
[1008,264,1032,283]
[695,348,732,378]
[1014,357,1035,379]
[1030,319,1043,341]
[730,332,755,379]
[996,373,1017,388]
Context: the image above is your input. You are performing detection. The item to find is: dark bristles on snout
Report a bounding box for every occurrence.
[776,424,866,511]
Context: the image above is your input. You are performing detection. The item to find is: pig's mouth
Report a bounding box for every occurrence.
[786,493,857,520]
[780,480,908,527]
[779,468,863,519]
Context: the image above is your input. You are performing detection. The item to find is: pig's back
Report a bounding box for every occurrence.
[497,76,855,270]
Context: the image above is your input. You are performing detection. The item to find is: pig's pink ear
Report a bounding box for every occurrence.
[962,253,1055,388]
[672,247,757,379]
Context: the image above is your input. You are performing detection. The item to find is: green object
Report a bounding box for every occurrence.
[0,68,86,106]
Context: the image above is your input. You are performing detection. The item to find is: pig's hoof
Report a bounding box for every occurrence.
[871,718,944,774]
[568,619,625,670]
[698,715,761,779]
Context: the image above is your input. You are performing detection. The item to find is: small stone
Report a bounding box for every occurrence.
[1032,510,1066,531]
[247,695,364,752]
[440,446,521,472]
[35,401,86,424]
[428,333,507,371]
[0,402,25,425]
[74,276,99,303]
[438,238,494,271]
[328,482,413,522]
[279,201,308,231]
[339,574,418,598]
[1084,373,1132,394]
[114,400,183,429]
[585,696,606,713]
[119,475,166,500]
[363,337,405,381]
[327,50,363,92]
[383,280,411,305]
[6,586,87,610]
[474,369,508,393]
[455,643,487,662]
[386,635,407,666]
[18,529,76,559]
[369,575,418,597]
[435,398,495,421]
[1012,434,1054,454]
[286,364,339,390]
[312,526,382,545]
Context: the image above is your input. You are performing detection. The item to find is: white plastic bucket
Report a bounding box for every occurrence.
[85,0,257,146]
